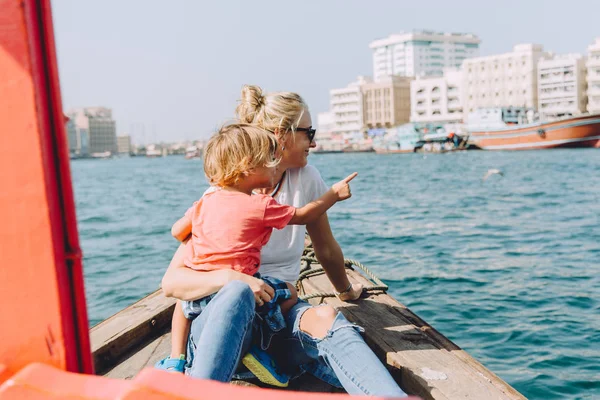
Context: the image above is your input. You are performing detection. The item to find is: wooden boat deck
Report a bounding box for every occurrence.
[90,259,525,399]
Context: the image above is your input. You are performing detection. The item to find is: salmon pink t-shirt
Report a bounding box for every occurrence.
[183,190,295,276]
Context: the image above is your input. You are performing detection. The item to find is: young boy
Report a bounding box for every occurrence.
[156,123,357,387]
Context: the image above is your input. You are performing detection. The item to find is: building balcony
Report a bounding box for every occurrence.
[586,59,600,68]
[447,102,462,111]
[588,86,600,96]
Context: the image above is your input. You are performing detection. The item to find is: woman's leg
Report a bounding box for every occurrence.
[186,280,255,382]
[283,302,407,398]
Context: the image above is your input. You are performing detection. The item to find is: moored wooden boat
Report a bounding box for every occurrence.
[90,255,525,399]
[468,113,600,150]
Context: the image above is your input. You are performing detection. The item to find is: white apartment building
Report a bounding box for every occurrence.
[587,38,600,114]
[317,111,335,136]
[369,30,480,81]
[410,68,463,123]
[67,107,117,155]
[330,76,371,135]
[463,44,549,116]
[537,54,587,119]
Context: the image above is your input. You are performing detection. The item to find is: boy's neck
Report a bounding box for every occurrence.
[222,184,253,196]
[254,169,285,196]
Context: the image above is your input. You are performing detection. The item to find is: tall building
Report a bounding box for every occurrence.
[66,115,89,156]
[537,54,587,119]
[117,135,132,154]
[362,75,412,129]
[330,76,371,135]
[462,44,549,116]
[369,30,480,81]
[410,68,463,123]
[587,38,600,114]
[317,111,335,135]
[67,107,117,155]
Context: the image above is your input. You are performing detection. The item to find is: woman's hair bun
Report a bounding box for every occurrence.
[237,85,264,123]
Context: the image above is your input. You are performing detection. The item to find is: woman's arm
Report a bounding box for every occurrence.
[161,241,275,302]
[306,212,363,301]
[171,215,192,242]
[289,172,357,225]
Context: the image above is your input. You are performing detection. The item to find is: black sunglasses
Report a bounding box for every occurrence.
[296,127,316,143]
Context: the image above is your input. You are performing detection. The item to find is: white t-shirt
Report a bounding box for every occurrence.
[259,165,328,283]
[201,165,329,283]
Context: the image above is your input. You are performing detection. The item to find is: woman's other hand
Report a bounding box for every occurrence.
[233,272,275,305]
[331,172,358,201]
[337,282,364,301]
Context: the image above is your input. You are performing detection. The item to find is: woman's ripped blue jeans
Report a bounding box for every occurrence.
[184,280,407,398]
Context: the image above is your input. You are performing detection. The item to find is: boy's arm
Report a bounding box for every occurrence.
[288,172,357,225]
[171,215,192,242]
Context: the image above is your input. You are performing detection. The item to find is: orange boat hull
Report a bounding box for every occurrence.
[468,114,600,150]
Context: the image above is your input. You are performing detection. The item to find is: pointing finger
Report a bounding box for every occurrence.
[343,172,358,183]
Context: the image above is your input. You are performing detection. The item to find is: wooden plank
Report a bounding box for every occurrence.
[104,332,171,379]
[298,264,525,400]
[90,289,176,375]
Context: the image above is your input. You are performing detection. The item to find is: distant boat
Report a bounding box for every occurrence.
[311,149,344,154]
[468,108,600,150]
[372,124,420,154]
[413,132,469,153]
[184,146,201,159]
[89,151,112,159]
[342,143,374,153]
[145,145,163,158]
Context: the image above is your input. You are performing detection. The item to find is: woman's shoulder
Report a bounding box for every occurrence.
[283,164,328,203]
[286,164,323,183]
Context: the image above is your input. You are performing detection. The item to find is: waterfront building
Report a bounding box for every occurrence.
[369,30,480,81]
[67,107,117,155]
[587,38,600,114]
[537,54,587,119]
[66,116,89,156]
[462,44,550,117]
[117,135,132,154]
[410,68,463,123]
[317,111,335,137]
[362,75,412,130]
[330,76,371,135]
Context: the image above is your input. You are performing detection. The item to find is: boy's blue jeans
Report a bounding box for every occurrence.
[184,280,407,397]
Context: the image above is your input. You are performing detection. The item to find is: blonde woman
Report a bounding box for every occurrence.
[161,86,407,398]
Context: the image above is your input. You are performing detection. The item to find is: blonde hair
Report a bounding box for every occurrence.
[236,85,308,135]
[203,123,280,187]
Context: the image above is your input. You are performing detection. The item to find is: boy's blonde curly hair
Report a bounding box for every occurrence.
[203,123,280,187]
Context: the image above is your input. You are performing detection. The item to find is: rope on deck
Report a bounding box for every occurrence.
[297,244,388,301]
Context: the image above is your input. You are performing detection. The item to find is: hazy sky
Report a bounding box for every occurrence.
[52,0,600,144]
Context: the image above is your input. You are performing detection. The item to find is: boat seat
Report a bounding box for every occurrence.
[0,363,128,399]
[0,364,417,399]
[122,368,411,399]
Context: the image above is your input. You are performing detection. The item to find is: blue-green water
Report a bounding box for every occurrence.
[72,150,600,399]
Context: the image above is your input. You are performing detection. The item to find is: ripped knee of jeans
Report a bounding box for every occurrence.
[299,306,364,341]
[325,311,364,338]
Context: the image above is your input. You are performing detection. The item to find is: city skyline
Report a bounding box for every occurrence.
[52,0,600,144]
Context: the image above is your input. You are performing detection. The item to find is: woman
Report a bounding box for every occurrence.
[161,85,407,398]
